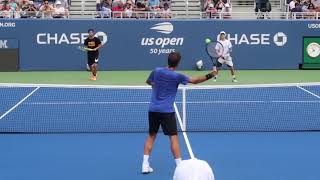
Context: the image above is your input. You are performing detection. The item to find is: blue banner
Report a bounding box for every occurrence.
[0,19,319,70]
[0,39,18,49]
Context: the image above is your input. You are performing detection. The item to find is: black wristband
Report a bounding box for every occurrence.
[205,73,213,80]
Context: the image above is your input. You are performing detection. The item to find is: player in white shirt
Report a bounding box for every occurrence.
[213,31,237,82]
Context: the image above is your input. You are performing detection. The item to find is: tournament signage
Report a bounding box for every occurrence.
[0,39,19,71]
[0,20,319,70]
[302,37,320,69]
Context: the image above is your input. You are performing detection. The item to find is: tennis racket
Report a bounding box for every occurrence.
[78,46,94,51]
[206,40,224,65]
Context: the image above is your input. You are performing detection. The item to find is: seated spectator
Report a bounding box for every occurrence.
[0,2,11,18]
[22,0,38,18]
[19,0,29,11]
[8,0,19,18]
[148,0,160,10]
[53,0,67,18]
[289,0,301,11]
[214,0,224,12]
[161,2,171,18]
[300,0,316,18]
[255,0,271,18]
[289,0,295,11]
[221,2,231,18]
[96,0,111,18]
[206,3,217,18]
[112,0,123,18]
[56,0,68,9]
[311,0,320,11]
[134,0,148,18]
[124,0,134,18]
[161,0,171,7]
[9,0,19,11]
[201,0,212,11]
[39,0,54,18]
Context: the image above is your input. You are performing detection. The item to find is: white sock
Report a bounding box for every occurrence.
[232,75,236,79]
[175,158,182,166]
[143,155,150,166]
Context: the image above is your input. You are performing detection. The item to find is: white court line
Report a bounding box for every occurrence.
[271,100,320,103]
[296,86,320,99]
[0,87,40,120]
[174,103,195,159]
[23,100,320,105]
[25,101,150,105]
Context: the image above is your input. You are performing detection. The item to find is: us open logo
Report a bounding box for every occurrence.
[141,22,184,55]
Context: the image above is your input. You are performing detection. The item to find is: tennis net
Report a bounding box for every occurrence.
[1,83,320,133]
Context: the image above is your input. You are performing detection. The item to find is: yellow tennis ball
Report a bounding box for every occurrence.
[205,38,211,44]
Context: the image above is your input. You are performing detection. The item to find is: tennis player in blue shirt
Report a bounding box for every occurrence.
[142,51,216,174]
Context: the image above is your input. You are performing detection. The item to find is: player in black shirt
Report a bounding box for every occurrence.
[84,29,102,81]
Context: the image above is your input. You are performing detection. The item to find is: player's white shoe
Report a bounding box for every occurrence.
[232,78,238,83]
[142,164,153,174]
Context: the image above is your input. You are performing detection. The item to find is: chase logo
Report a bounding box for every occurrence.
[150,22,173,34]
[95,31,108,45]
[37,31,108,45]
[273,32,287,46]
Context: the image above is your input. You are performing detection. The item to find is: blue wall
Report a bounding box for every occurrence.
[0,20,319,70]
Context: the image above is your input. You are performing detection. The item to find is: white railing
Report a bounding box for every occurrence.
[1,10,320,19]
[71,11,175,19]
[200,11,320,19]
[0,10,69,18]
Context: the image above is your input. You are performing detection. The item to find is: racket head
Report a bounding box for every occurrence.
[206,41,224,58]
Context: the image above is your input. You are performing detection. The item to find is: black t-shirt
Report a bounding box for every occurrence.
[84,37,102,56]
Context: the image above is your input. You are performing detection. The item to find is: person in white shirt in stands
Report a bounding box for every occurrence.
[161,2,171,18]
[213,31,237,82]
[39,0,54,18]
[53,1,67,18]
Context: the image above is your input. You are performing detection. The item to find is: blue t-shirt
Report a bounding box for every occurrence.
[148,67,189,113]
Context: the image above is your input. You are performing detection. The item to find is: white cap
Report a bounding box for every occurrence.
[29,0,34,4]
[219,31,226,35]
[224,3,230,7]
[209,3,214,7]
[56,1,61,4]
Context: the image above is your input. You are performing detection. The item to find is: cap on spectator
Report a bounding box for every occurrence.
[224,3,230,7]
[56,1,62,5]
[29,1,34,4]
[219,31,226,35]
[209,3,214,8]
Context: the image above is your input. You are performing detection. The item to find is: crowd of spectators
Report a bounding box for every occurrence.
[2,0,320,19]
[96,0,172,18]
[0,0,69,18]
[201,0,232,18]
[288,0,320,18]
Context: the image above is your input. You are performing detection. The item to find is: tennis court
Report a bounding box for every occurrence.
[1,79,320,180]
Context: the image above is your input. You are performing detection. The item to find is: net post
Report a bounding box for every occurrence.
[182,87,187,131]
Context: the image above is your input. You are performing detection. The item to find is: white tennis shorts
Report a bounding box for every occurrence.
[218,55,233,67]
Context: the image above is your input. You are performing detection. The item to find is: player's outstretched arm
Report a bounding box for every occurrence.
[188,71,216,84]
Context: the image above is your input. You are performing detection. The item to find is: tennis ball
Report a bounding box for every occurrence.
[205,38,211,44]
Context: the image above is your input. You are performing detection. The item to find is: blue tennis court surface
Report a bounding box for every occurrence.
[0,84,320,180]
